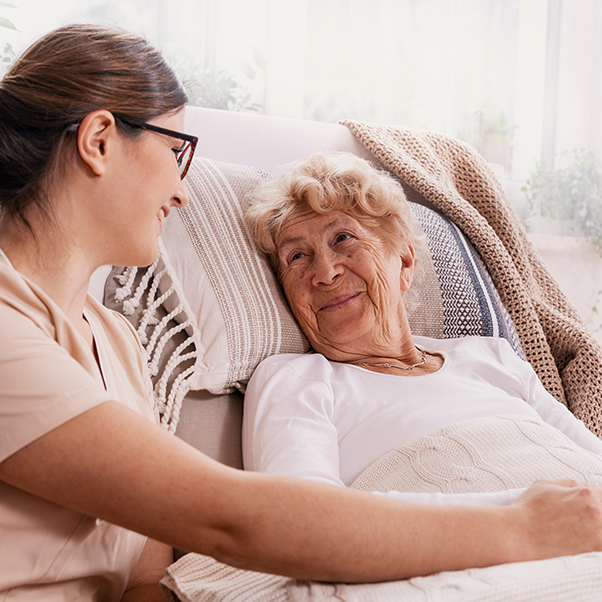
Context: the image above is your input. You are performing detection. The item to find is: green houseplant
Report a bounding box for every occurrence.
[167,47,265,113]
[0,1,17,76]
[471,110,515,173]
[523,149,602,337]
[0,0,17,31]
[523,149,602,254]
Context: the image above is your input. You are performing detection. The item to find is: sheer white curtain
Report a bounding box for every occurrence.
[3,0,601,339]
[7,1,600,176]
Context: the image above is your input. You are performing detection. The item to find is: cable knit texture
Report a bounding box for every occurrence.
[339,120,602,437]
[350,415,602,493]
[161,550,602,602]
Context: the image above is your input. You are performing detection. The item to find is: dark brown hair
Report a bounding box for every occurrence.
[0,23,188,229]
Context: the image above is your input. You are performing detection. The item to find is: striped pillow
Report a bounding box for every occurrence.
[105,158,523,420]
[157,158,310,395]
[409,203,523,353]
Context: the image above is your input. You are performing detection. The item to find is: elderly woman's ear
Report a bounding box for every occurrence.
[399,244,415,292]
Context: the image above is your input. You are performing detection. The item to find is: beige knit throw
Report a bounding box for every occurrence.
[350,414,602,493]
[339,120,602,438]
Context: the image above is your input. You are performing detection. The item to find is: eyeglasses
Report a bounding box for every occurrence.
[116,117,198,180]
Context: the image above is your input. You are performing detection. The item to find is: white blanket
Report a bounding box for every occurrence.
[160,552,602,602]
[161,416,602,601]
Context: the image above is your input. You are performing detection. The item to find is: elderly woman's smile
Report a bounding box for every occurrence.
[319,291,363,312]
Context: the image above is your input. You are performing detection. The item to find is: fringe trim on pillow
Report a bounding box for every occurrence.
[114,259,198,434]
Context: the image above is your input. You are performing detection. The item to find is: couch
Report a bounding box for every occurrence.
[91,106,602,601]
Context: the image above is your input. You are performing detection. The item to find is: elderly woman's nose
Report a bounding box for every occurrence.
[312,251,343,285]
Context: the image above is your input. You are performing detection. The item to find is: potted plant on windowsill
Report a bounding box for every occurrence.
[522,149,602,340]
[523,149,602,252]
[165,46,266,113]
[0,1,17,77]
[470,109,516,178]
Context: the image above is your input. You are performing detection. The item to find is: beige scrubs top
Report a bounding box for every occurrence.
[0,261,157,601]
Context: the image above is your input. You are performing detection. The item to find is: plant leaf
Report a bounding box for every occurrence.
[252,47,266,71]
[238,60,255,80]
[0,17,17,30]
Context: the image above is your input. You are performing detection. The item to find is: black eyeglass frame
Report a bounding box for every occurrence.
[116,116,198,180]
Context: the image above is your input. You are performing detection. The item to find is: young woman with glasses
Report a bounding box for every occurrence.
[0,23,601,602]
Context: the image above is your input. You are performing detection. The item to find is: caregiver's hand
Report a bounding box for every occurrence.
[513,479,602,558]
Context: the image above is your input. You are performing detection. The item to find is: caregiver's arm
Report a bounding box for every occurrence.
[2,401,602,583]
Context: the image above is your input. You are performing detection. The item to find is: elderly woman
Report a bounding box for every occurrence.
[242,151,602,503]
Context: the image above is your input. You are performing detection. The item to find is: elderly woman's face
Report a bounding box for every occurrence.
[275,209,414,359]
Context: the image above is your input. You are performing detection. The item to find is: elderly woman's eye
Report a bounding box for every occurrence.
[289,252,305,263]
[335,233,352,244]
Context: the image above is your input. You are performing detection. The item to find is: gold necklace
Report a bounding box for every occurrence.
[355,347,427,371]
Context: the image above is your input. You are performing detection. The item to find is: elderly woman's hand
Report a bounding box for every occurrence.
[512,479,602,558]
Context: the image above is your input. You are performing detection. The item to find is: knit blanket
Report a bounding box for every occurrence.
[161,552,602,602]
[350,414,602,493]
[160,415,602,601]
[339,120,602,438]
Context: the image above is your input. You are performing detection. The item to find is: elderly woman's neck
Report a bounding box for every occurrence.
[313,326,414,362]
[313,333,444,376]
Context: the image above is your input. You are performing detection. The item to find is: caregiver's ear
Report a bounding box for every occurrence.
[76,110,118,177]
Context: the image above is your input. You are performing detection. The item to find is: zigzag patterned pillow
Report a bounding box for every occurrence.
[409,203,523,354]
[104,157,523,431]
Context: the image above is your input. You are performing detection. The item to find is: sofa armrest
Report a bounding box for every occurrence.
[175,389,243,469]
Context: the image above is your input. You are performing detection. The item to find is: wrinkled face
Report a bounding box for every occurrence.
[275,209,414,360]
